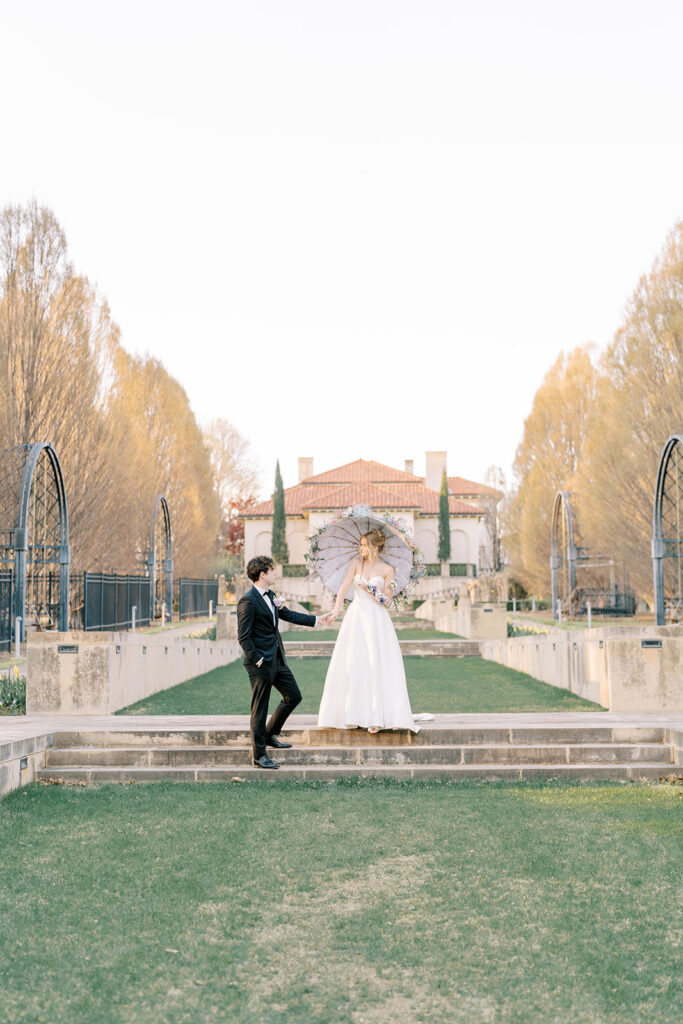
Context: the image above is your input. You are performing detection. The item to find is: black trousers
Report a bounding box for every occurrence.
[246,653,302,759]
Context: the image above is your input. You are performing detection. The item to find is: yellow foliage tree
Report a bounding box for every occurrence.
[575,223,683,601]
[505,347,597,595]
[0,201,224,578]
[108,350,221,577]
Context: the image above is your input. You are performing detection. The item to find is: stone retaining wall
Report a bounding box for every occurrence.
[0,729,55,797]
[26,631,241,715]
[416,599,507,640]
[481,626,683,711]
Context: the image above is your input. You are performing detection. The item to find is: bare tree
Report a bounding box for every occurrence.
[205,417,260,517]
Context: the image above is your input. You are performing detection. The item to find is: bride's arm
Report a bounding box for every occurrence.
[377,564,396,606]
[330,559,360,619]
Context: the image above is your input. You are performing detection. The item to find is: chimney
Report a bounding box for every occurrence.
[425,451,447,493]
[298,457,314,482]
[404,459,414,475]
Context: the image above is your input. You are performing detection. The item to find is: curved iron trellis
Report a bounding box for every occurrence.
[550,490,577,618]
[147,495,173,620]
[14,443,70,639]
[652,434,683,625]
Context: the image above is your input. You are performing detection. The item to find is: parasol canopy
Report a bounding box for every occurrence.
[307,504,424,601]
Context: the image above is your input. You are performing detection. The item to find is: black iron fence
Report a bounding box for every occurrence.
[176,577,218,620]
[70,572,152,631]
[575,587,637,617]
[0,570,12,652]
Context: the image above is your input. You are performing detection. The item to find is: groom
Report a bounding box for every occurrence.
[237,555,332,769]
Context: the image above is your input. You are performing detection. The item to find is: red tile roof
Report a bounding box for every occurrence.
[242,458,489,517]
[302,482,421,511]
[448,476,503,499]
[304,458,424,484]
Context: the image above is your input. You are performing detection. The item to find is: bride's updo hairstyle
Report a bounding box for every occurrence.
[360,529,386,556]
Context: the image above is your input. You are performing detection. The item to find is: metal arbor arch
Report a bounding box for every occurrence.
[147,495,173,620]
[653,434,683,625]
[0,443,70,641]
[550,491,577,617]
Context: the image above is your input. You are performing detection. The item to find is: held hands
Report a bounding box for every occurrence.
[318,611,336,626]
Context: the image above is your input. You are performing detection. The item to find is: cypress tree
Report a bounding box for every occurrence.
[438,468,451,563]
[271,459,289,565]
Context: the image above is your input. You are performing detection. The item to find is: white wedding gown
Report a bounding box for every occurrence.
[317,574,418,732]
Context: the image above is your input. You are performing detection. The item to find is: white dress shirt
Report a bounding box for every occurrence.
[255,584,276,623]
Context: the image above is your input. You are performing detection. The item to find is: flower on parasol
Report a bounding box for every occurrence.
[305,504,426,606]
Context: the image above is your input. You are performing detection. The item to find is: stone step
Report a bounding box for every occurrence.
[50,725,667,749]
[44,741,671,769]
[35,762,675,785]
[283,639,481,657]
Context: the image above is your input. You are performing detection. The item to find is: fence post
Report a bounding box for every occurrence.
[532,596,536,612]
[15,617,22,658]
[209,599,214,618]
[132,606,137,633]
[556,599,562,623]
[161,602,166,628]
[587,601,592,629]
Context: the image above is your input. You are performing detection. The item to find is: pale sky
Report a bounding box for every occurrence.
[2,1,681,498]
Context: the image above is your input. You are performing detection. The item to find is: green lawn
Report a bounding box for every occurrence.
[117,656,604,715]
[1,780,681,1024]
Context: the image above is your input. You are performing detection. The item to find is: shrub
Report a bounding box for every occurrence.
[507,622,549,638]
[0,666,26,714]
[189,626,216,640]
[282,565,308,577]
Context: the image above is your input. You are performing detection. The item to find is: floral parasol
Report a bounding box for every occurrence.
[306,504,425,605]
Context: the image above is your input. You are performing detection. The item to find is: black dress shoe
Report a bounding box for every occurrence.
[253,754,280,769]
[266,735,292,749]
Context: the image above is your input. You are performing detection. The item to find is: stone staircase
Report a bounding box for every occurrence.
[284,639,480,657]
[36,722,676,784]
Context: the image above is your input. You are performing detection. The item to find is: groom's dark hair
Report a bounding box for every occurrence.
[246,555,275,582]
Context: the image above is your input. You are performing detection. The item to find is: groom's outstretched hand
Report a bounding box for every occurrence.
[317,612,336,626]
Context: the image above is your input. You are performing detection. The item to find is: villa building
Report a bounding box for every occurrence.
[241,452,502,579]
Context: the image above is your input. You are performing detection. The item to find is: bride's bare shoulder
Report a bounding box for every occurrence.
[379,559,394,576]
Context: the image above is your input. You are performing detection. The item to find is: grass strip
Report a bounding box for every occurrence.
[117,656,604,716]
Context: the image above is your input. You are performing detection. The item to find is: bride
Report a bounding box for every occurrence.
[317,529,418,733]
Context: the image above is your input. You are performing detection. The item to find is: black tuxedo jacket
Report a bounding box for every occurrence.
[237,586,316,667]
